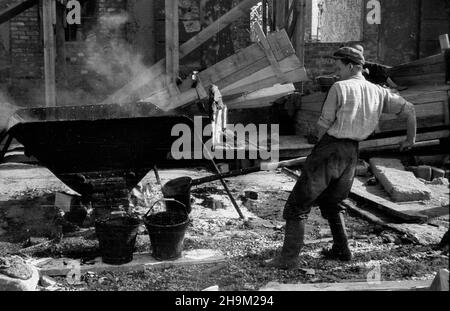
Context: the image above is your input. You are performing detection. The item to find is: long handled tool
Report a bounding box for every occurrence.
[191,156,307,187]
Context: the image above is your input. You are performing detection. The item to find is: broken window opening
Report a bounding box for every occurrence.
[309,0,363,43]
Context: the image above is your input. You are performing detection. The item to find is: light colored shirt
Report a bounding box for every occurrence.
[317,74,408,141]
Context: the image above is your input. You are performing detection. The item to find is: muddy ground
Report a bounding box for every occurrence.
[0,164,448,291]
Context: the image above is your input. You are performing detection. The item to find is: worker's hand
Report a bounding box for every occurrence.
[399,140,414,152]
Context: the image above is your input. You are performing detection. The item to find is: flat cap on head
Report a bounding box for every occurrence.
[331,47,365,65]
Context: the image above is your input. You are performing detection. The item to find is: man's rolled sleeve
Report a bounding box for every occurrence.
[382,91,408,115]
[317,85,339,129]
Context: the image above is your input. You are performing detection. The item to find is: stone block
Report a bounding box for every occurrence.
[217,163,230,174]
[370,158,432,202]
[0,256,39,291]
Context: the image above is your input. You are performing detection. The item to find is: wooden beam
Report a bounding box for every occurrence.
[260,280,432,291]
[275,0,286,30]
[360,130,450,151]
[0,0,38,25]
[253,22,287,83]
[165,0,179,90]
[43,0,56,107]
[295,0,306,66]
[101,0,260,105]
[37,250,226,276]
[262,0,267,35]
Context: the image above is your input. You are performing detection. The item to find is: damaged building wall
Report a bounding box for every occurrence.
[302,0,450,92]
[1,0,448,107]
[317,0,363,43]
[0,21,9,83]
[10,4,42,80]
[154,0,251,77]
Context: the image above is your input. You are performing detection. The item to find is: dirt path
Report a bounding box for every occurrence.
[0,165,448,291]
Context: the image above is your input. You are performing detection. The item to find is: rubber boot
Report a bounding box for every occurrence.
[322,212,352,261]
[265,219,306,270]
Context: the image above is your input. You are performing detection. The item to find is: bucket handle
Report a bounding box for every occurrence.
[144,199,187,218]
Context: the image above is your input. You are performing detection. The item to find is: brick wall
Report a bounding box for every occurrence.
[98,0,127,15]
[10,5,42,79]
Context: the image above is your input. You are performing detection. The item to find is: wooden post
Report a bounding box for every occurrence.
[43,0,56,107]
[295,0,306,66]
[262,0,267,35]
[165,0,179,95]
[55,3,66,83]
[275,0,286,31]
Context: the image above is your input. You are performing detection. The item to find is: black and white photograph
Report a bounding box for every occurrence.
[0,0,449,298]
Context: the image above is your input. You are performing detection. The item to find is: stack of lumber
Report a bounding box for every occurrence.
[295,52,450,152]
[143,29,307,112]
[388,51,448,86]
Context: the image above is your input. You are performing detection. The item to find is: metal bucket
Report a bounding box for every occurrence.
[95,213,141,265]
[161,177,193,215]
[143,199,190,261]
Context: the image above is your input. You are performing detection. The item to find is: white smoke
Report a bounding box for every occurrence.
[0,92,18,132]
[84,12,147,94]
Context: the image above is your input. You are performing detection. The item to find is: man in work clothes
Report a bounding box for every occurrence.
[267,47,417,269]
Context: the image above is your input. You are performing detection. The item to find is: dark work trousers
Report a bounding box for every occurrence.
[283,134,359,220]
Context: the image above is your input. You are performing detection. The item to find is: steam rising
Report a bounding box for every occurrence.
[0,92,18,132]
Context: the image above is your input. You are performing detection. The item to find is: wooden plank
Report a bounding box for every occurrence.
[43,0,56,107]
[260,280,432,291]
[393,73,446,86]
[360,130,450,151]
[346,197,449,245]
[221,54,306,95]
[380,102,446,121]
[254,22,287,83]
[390,60,445,77]
[275,0,286,30]
[0,0,38,24]
[262,0,267,34]
[147,31,308,111]
[350,177,428,223]
[379,116,447,132]
[224,83,295,109]
[223,66,307,96]
[295,0,306,66]
[165,0,179,89]
[37,249,226,276]
[136,29,299,108]
[389,53,445,74]
[198,30,295,88]
[401,89,449,105]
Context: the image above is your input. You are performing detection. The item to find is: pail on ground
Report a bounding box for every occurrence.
[161,177,193,215]
[95,213,141,265]
[143,199,190,261]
